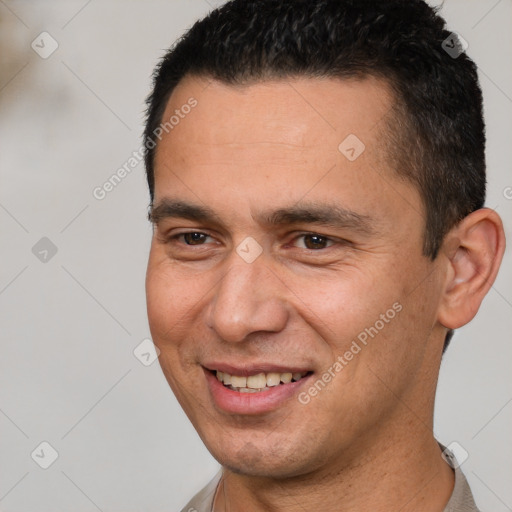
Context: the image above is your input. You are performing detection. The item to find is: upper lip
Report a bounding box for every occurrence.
[203,363,312,376]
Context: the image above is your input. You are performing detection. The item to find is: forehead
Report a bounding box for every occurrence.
[152,75,421,233]
[157,74,395,154]
[154,75,397,189]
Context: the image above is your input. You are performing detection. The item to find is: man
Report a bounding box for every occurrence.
[143,0,506,510]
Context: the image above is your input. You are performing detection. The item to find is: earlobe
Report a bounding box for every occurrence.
[437,208,506,330]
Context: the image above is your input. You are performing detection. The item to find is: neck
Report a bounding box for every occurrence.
[213,431,454,512]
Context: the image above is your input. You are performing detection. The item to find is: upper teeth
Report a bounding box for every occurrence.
[216,371,308,389]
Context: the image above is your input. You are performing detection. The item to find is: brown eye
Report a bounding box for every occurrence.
[182,232,208,245]
[297,234,333,250]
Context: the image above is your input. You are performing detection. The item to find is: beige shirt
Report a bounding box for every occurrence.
[180,447,480,512]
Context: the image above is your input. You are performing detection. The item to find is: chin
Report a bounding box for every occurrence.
[207,436,316,480]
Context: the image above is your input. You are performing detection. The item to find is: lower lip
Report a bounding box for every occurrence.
[204,368,313,414]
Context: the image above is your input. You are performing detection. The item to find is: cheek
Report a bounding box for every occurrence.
[146,249,199,333]
[145,259,207,395]
[339,266,442,396]
[146,263,174,339]
[286,266,400,351]
[145,250,220,375]
[145,258,194,362]
[287,260,431,400]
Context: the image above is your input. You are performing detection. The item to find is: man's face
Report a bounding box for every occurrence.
[146,76,446,477]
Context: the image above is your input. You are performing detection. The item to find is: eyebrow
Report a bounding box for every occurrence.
[149,198,375,235]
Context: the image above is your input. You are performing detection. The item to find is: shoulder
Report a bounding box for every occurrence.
[440,443,481,512]
[179,470,223,512]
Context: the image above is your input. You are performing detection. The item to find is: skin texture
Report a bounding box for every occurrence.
[145,76,505,511]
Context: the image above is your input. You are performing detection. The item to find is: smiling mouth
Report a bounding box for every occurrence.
[211,369,312,393]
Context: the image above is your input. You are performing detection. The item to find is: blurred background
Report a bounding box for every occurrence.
[0,1,510,510]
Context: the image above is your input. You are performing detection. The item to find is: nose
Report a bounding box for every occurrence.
[205,252,289,343]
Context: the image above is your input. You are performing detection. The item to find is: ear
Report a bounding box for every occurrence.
[437,208,506,330]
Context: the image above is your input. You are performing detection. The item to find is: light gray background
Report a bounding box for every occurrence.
[0,1,510,511]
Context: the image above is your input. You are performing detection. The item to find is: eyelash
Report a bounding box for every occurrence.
[164,231,340,251]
